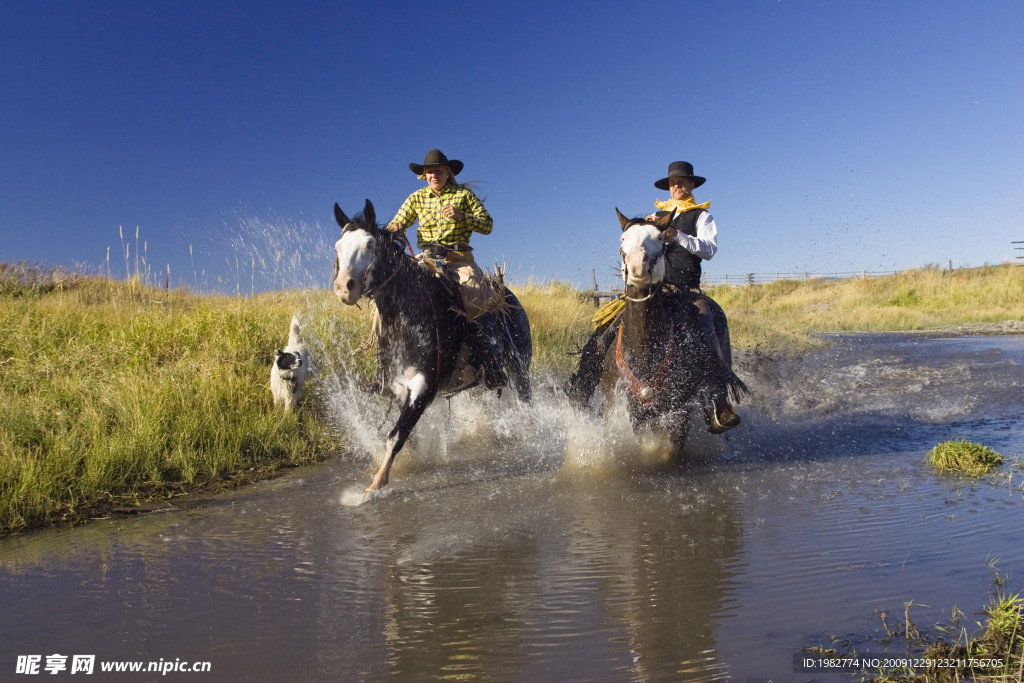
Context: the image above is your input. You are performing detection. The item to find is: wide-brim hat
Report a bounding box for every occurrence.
[654,161,706,190]
[409,148,464,177]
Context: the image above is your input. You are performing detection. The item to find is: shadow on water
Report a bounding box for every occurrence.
[2,333,1023,680]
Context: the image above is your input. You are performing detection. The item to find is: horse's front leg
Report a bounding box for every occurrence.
[365,370,436,493]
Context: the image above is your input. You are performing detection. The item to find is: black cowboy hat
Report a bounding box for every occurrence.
[654,161,706,190]
[409,148,464,177]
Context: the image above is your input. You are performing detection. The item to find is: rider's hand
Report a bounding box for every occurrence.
[386,222,403,233]
[440,205,465,221]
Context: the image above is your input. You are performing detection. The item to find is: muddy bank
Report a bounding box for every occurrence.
[899,319,1024,336]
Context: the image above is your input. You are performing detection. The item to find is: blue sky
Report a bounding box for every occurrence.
[3,1,1022,292]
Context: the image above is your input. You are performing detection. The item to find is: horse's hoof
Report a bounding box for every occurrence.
[360,377,384,394]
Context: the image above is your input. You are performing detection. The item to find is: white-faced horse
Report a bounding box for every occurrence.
[597,209,747,460]
[332,200,532,492]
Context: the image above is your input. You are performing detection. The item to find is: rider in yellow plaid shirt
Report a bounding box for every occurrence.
[388,172,492,249]
[386,149,506,390]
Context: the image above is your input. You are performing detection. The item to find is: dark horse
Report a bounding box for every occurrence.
[596,210,747,461]
[331,200,532,492]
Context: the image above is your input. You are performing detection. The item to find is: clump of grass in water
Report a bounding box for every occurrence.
[856,559,1024,681]
[926,439,1004,476]
[913,592,1024,682]
[829,591,1023,682]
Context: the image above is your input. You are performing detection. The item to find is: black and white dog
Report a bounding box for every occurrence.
[270,315,310,411]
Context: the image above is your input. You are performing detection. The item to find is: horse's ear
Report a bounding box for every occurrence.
[615,208,631,231]
[652,210,676,231]
[334,203,350,229]
[362,199,376,227]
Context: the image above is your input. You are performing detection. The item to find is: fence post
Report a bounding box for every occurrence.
[591,269,599,307]
[747,273,753,286]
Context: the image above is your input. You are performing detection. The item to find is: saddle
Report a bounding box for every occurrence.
[416,249,507,322]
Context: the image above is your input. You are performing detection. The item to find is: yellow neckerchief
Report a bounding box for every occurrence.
[654,196,711,213]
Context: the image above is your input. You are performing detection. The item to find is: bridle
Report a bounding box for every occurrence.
[340,223,409,299]
[620,225,668,302]
[337,223,445,391]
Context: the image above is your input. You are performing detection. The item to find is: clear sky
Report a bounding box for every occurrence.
[3,0,1022,292]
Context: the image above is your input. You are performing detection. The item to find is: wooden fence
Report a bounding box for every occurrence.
[586,244,1021,306]
[585,268,903,306]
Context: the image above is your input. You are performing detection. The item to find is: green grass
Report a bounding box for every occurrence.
[926,439,1005,476]
[0,267,360,534]
[817,581,1023,682]
[899,591,1023,681]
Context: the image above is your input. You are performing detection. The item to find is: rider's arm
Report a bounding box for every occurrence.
[674,211,718,261]
[387,193,419,232]
[458,188,493,236]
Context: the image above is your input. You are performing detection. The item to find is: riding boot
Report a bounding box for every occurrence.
[474,313,508,391]
[563,320,617,408]
[680,293,741,434]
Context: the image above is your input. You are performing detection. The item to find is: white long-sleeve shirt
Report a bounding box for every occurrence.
[672,211,718,261]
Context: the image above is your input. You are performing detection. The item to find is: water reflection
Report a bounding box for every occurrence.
[560,477,742,680]
[2,334,1023,680]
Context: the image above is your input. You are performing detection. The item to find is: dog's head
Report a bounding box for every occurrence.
[274,350,303,377]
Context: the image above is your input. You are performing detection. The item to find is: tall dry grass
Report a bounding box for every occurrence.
[514,281,596,374]
[707,263,1024,351]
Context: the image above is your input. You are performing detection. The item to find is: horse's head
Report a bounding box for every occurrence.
[616,208,674,296]
[332,199,390,305]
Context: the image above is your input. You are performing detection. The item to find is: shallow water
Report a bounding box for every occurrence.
[3,334,1023,681]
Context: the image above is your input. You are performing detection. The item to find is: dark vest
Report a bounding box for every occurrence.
[659,209,704,290]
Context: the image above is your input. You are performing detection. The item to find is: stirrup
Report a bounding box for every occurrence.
[707,399,741,434]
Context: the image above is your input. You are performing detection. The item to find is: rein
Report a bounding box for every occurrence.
[363,256,404,297]
[373,231,445,390]
[615,319,675,408]
[357,229,409,298]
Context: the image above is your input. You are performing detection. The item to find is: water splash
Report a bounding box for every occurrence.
[229,212,335,294]
[312,341,723,492]
[184,210,336,294]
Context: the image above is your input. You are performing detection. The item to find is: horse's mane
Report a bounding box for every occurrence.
[623,216,654,230]
[347,211,451,295]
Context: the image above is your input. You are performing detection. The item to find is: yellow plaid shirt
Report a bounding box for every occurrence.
[390,183,493,248]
